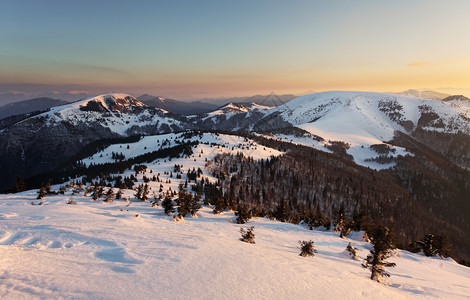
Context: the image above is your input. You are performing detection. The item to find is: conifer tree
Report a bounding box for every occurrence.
[240,226,255,244]
[134,184,143,200]
[346,243,359,259]
[162,195,175,215]
[116,189,123,200]
[235,205,252,224]
[14,176,26,193]
[299,240,317,257]
[334,204,345,233]
[37,186,46,200]
[141,184,149,201]
[412,233,451,258]
[104,188,114,202]
[362,226,396,282]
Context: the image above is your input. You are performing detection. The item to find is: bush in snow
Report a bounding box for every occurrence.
[299,240,317,257]
[346,243,359,259]
[362,226,396,282]
[240,226,255,244]
[66,197,77,205]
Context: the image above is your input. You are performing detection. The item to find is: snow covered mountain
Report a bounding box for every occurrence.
[40,93,186,135]
[256,91,470,169]
[208,102,274,115]
[396,89,450,100]
[0,94,192,188]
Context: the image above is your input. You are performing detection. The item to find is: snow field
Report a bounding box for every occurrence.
[1,190,469,299]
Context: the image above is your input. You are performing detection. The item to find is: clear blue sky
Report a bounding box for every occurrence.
[1,0,470,100]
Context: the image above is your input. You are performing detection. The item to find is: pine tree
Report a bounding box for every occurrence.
[346,243,359,259]
[240,226,255,244]
[37,186,46,199]
[299,240,317,257]
[162,195,175,215]
[14,176,26,193]
[412,233,451,258]
[362,226,396,282]
[104,188,114,202]
[189,194,201,217]
[141,184,149,201]
[235,205,252,224]
[334,204,345,233]
[116,189,123,200]
[274,198,289,222]
[134,184,143,200]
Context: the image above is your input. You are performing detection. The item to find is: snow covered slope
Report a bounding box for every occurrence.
[264,91,470,169]
[1,190,469,299]
[396,89,449,100]
[36,93,183,136]
[81,132,283,167]
[208,102,274,115]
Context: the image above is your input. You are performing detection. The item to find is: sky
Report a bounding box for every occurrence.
[1,0,470,102]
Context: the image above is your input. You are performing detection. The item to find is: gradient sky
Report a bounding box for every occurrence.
[1,0,470,101]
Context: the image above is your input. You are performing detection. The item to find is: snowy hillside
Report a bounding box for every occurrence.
[81,132,283,167]
[264,91,470,169]
[396,89,449,100]
[1,190,469,299]
[208,102,274,115]
[34,93,182,136]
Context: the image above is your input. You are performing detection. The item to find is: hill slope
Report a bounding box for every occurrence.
[0,190,469,299]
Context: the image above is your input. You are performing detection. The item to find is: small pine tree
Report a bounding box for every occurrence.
[235,205,252,224]
[362,226,396,282]
[134,184,143,200]
[189,194,201,217]
[334,204,345,233]
[14,176,27,193]
[141,184,149,201]
[104,188,114,202]
[116,189,123,200]
[346,243,359,259]
[299,240,317,257]
[162,195,175,216]
[37,187,46,199]
[240,226,255,244]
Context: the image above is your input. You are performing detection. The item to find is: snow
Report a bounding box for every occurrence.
[207,102,274,115]
[82,132,282,166]
[1,189,469,299]
[260,91,470,169]
[0,130,469,299]
[24,93,180,136]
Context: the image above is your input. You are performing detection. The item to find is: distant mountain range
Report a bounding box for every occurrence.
[137,94,219,115]
[196,93,297,107]
[0,97,69,120]
[396,89,450,100]
[137,93,296,115]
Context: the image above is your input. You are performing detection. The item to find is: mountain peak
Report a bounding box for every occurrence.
[396,89,449,100]
[78,93,145,113]
[442,95,470,102]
